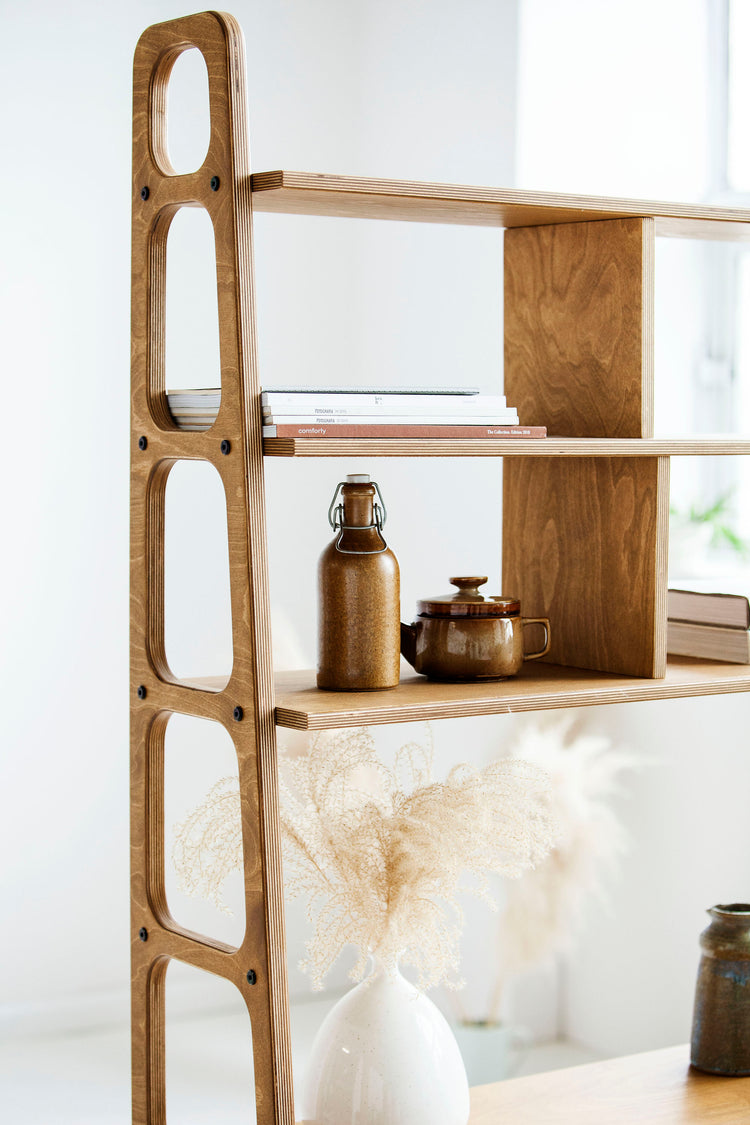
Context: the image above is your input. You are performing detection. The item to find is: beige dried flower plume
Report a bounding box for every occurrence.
[478,714,637,1023]
[173,724,556,991]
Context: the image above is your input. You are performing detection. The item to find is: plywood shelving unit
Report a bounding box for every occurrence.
[129,11,750,1124]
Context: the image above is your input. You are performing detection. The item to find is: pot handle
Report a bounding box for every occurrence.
[521,617,551,661]
[400,622,417,669]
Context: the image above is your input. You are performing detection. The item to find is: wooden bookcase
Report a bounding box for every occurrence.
[129,11,750,1124]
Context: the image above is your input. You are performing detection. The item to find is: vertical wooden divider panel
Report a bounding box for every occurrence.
[503,456,669,677]
[503,218,668,677]
[504,217,655,438]
[130,13,294,1124]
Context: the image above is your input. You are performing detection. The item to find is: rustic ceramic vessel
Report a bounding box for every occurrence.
[400,577,550,681]
[691,903,750,1075]
[317,475,400,691]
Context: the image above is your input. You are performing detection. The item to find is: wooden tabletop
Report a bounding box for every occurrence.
[468,1046,750,1124]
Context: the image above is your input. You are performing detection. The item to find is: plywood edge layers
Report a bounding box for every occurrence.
[273,659,750,729]
[130,12,293,1124]
[249,171,750,237]
[262,436,750,457]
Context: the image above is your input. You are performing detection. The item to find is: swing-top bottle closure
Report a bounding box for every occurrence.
[327,474,389,555]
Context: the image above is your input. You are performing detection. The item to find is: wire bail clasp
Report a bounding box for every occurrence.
[327,478,389,554]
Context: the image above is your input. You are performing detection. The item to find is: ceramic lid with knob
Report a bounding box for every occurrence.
[417,577,521,618]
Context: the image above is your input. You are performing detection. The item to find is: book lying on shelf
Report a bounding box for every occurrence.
[260,385,482,395]
[262,411,520,426]
[167,387,526,434]
[666,619,750,663]
[667,587,750,629]
[262,423,547,439]
[260,391,508,415]
[167,385,483,410]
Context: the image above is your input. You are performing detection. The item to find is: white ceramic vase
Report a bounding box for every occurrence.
[301,955,470,1125]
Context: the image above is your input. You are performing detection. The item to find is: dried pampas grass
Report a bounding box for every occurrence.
[487,715,636,1017]
[281,725,555,990]
[172,724,556,992]
[172,775,242,915]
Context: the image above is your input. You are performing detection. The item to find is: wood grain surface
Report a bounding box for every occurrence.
[250,170,750,239]
[272,657,750,730]
[467,1046,750,1124]
[130,12,293,1124]
[503,457,669,677]
[504,218,654,438]
[262,435,750,457]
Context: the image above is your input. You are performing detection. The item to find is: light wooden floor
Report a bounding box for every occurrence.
[468,1045,750,1124]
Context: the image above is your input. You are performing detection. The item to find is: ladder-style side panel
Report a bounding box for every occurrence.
[130,12,293,1123]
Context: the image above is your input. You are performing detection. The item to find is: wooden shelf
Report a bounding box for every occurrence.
[251,170,750,238]
[263,435,750,458]
[466,1045,750,1125]
[273,658,750,730]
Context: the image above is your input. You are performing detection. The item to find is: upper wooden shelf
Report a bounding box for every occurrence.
[263,435,750,458]
[274,657,750,730]
[466,1045,750,1125]
[251,171,750,238]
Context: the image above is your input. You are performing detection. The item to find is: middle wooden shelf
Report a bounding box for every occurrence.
[263,435,750,457]
[272,657,750,730]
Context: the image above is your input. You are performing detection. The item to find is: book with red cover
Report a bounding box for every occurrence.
[262,423,547,439]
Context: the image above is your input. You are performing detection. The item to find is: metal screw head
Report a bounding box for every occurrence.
[210,175,220,192]
[246,969,257,985]
[233,706,244,722]
[139,927,148,942]
[137,685,147,700]
[220,439,231,455]
[138,436,148,451]
[140,186,150,201]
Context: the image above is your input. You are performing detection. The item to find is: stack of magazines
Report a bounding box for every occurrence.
[167,386,547,439]
[667,587,750,663]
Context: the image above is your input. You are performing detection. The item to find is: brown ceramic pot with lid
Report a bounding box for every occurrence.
[400,576,551,682]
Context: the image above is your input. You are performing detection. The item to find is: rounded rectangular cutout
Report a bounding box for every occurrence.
[166,959,256,1123]
[166,47,211,175]
[165,712,245,948]
[164,459,233,684]
[166,207,221,424]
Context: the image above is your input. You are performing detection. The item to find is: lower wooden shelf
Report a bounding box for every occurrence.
[273,658,750,730]
[465,1045,750,1124]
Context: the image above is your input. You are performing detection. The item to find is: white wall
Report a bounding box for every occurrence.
[0,0,521,1038]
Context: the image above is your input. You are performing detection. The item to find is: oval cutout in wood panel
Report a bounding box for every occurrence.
[166,206,221,415]
[164,459,233,684]
[164,712,245,949]
[166,47,211,175]
[165,960,256,1122]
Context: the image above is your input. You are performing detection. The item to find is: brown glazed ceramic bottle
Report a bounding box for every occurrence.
[317,474,400,690]
[691,903,750,1075]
